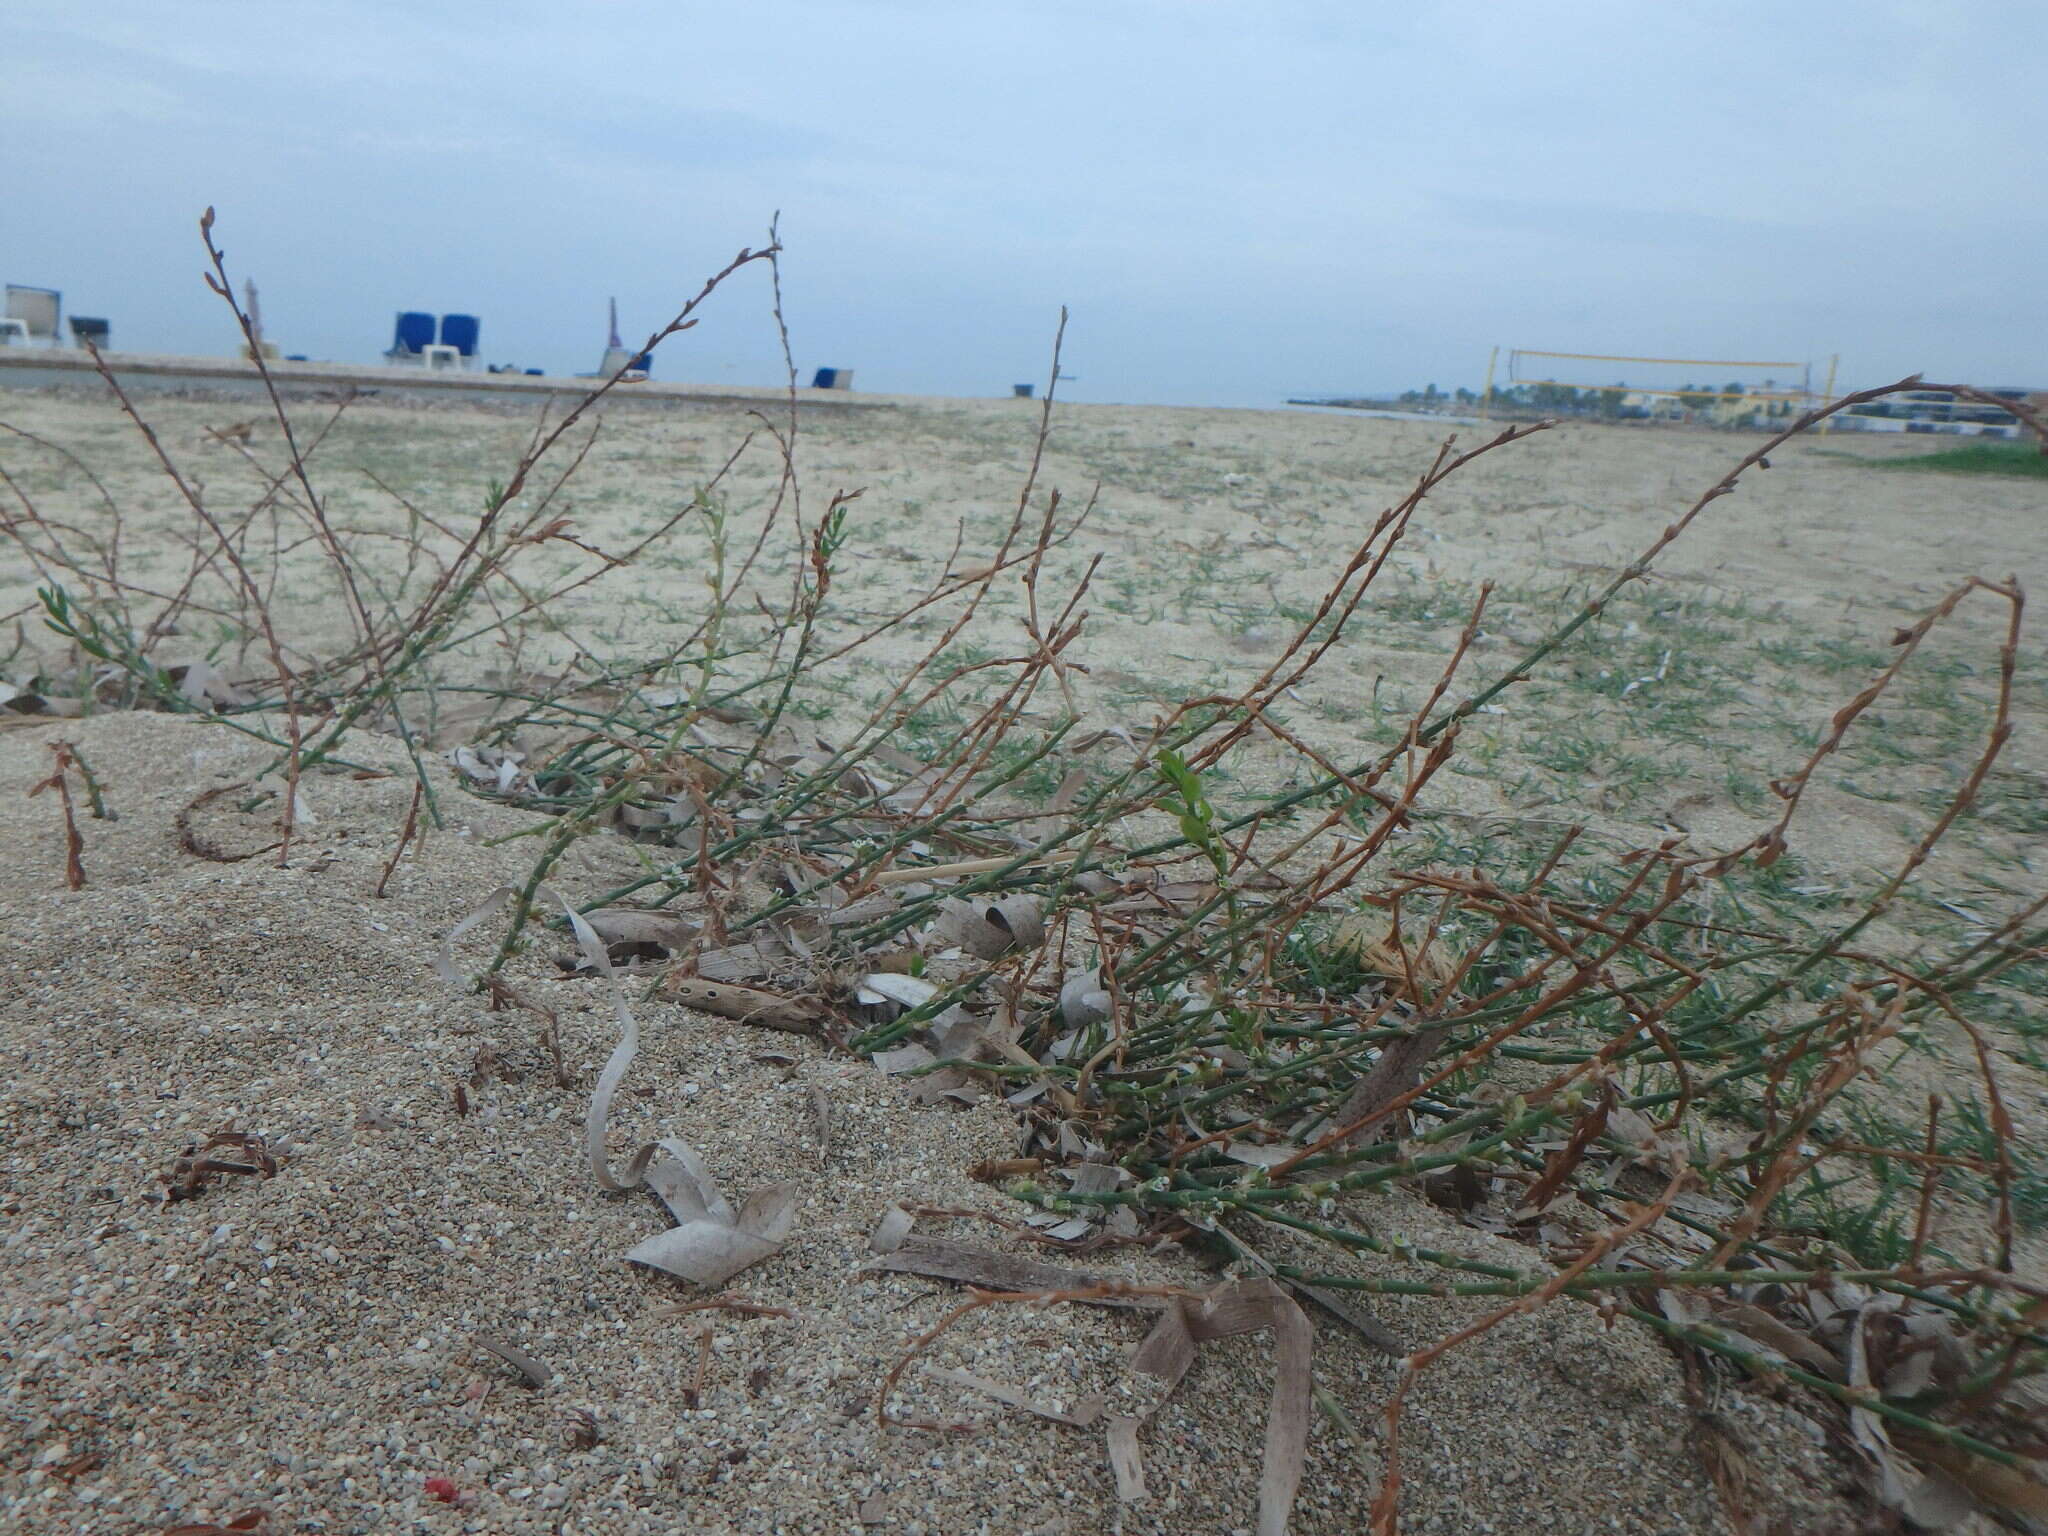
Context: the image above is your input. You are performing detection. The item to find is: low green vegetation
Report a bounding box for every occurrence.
[1882,441,2048,477]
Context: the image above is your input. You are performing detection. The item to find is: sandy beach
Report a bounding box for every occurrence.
[3,381,2042,1534]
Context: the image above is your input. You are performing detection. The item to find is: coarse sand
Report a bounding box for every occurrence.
[3,383,2040,1534]
[2,710,1849,1536]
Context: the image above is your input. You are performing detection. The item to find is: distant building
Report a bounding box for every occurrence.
[1836,387,2039,438]
[1614,382,1803,426]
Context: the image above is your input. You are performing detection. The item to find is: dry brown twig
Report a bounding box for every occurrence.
[161,1126,284,1203]
[372,778,425,898]
[27,739,87,889]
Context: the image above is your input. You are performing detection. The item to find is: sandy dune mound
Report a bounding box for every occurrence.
[2,712,1837,1535]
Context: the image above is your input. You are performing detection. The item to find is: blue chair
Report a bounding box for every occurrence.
[391,311,435,357]
[440,314,480,358]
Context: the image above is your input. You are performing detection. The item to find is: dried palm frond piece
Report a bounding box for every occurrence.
[1657,1280,2048,1528]
[568,895,798,1286]
[866,1209,1311,1534]
[1124,1278,1313,1536]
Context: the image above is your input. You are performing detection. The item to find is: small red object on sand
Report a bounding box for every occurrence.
[424,1477,460,1503]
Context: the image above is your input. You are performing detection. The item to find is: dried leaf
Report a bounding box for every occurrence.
[854,972,940,1023]
[1068,1162,1126,1196]
[1060,969,1112,1030]
[580,907,700,955]
[575,898,657,1195]
[809,1084,834,1164]
[434,884,519,985]
[626,1139,797,1288]
[569,895,799,1287]
[1709,1302,1843,1379]
[1416,1162,1487,1213]
[869,1204,916,1254]
[1050,767,1090,812]
[1895,1429,2048,1522]
[1255,1290,1313,1536]
[1515,1087,1611,1219]
[1900,1467,1980,1531]
[910,1067,984,1107]
[874,854,1064,888]
[474,1333,553,1388]
[1278,1274,1403,1356]
[162,1513,269,1536]
[450,743,531,794]
[827,892,902,927]
[691,939,791,982]
[861,1234,1149,1306]
[1129,1279,1312,1536]
[170,658,252,709]
[1031,1215,1095,1242]
[561,1407,602,1451]
[932,895,1045,959]
[1319,1024,1449,1150]
[873,1042,937,1075]
[1106,1415,1148,1502]
[1222,1141,1301,1169]
[924,1366,1104,1427]
[867,1012,998,1106]
[1846,1302,1909,1510]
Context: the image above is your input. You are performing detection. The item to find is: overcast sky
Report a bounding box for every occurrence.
[5,2,2044,407]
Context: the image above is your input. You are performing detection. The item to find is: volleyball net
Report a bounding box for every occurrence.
[1486,348,1836,420]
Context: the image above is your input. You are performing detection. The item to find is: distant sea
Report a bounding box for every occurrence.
[1283,401,1484,425]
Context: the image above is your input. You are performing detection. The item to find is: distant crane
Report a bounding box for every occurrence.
[596,297,648,378]
[240,279,280,360]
